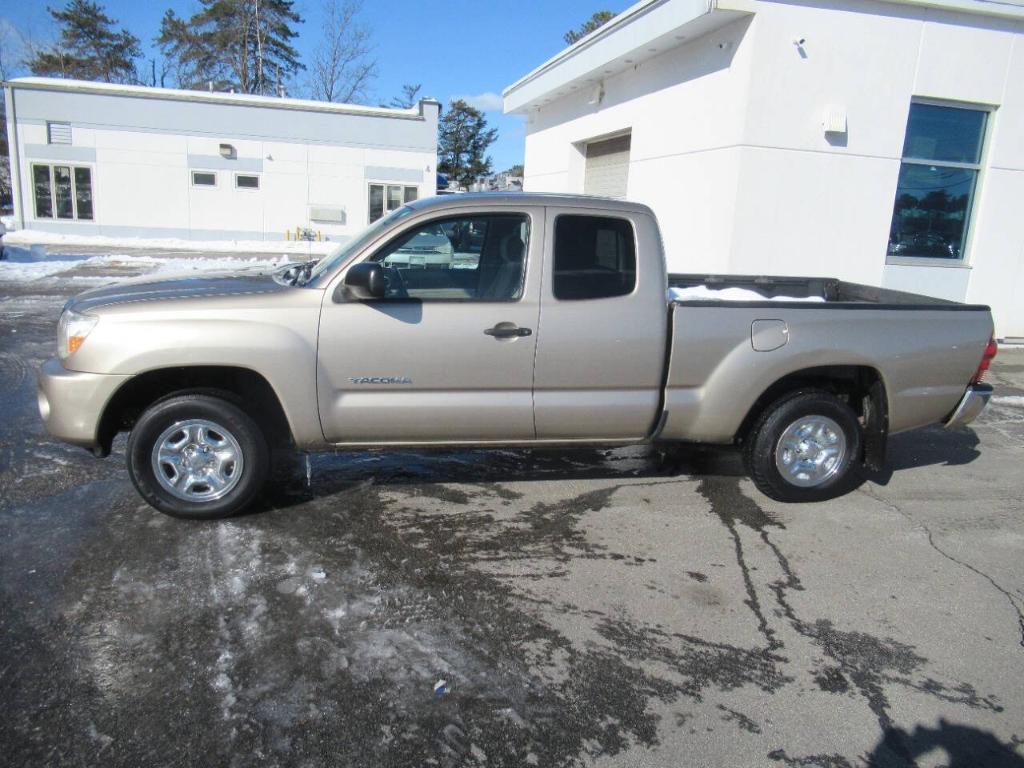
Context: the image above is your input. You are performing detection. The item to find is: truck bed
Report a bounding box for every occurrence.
[668,273,989,310]
[660,274,993,445]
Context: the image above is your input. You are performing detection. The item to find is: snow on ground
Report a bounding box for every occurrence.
[3,228,339,256]
[0,245,294,283]
[669,285,826,302]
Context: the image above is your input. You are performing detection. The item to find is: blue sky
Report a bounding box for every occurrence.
[0,0,635,170]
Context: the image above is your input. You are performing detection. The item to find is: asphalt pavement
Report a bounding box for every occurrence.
[2,250,1023,768]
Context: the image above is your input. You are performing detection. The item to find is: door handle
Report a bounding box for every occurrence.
[484,322,533,339]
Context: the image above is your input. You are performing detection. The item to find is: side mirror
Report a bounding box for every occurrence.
[344,262,386,300]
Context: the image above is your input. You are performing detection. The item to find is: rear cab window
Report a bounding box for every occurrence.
[553,215,636,300]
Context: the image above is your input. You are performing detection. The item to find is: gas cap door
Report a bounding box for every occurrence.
[751,319,789,352]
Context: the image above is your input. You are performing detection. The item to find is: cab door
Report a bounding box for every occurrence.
[316,207,542,443]
[532,207,667,439]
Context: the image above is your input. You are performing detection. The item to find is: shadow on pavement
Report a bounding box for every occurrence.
[866,426,981,487]
[257,426,982,513]
[867,719,1024,768]
[258,443,747,513]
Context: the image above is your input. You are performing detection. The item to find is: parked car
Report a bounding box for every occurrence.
[381,226,454,269]
[37,193,996,518]
[888,232,960,259]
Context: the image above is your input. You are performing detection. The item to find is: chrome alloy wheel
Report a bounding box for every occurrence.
[151,419,244,502]
[774,415,847,488]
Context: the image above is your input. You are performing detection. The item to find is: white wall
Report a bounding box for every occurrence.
[9,86,439,243]
[519,0,1024,337]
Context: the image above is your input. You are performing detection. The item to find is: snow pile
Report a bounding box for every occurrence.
[670,285,826,303]
[0,245,293,282]
[3,228,339,256]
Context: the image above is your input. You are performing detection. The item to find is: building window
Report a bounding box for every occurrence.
[235,174,259,189]
[31,164,93,221]
[553,215,636,300]
[368,183,419,223]
[47,121,72,145]
[192,171,217,187]
[887,102,988,262]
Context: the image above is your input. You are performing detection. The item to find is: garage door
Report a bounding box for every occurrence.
[584,133,631,198]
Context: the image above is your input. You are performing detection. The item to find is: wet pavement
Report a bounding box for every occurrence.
[2,251,1024,767]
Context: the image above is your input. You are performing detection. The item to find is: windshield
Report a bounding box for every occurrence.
[307,206,416,283]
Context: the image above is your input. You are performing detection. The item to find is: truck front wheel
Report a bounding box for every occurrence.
[744,390,862,502]
[127,393,269,518]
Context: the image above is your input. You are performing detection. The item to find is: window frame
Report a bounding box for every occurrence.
[191,170,218,188]
[358,211,532,303]
[368,182,420,223]
[551,213,639,301]
[30,163,94,221]
[234,173,260,190]
[886,98,995,268]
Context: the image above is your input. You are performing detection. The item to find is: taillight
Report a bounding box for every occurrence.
[972,337,998,384]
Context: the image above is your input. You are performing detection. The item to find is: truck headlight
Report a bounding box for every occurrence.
[58,309,99,359]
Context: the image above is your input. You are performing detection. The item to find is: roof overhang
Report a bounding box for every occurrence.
[503,0,756,114]
[503,0,1024,115]
[3,77,439,120]
[884,0,1024,19]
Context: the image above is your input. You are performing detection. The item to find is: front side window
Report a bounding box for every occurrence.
[31,164,93,221]
[369,214,529,301]
[887,102,988,261]
[236,174,260,189]
[369,183,420,223]
[553,215,636,300]
[192,171,217,187]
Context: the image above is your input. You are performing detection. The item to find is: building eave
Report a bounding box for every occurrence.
[2,77,440,121]
[502,0,753,114]
[503,0,1024,115]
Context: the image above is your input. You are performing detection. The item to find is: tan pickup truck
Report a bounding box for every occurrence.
[37,193,997,518]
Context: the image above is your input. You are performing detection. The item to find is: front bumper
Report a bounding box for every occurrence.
[37,358,131,450]
[944,383,993,430]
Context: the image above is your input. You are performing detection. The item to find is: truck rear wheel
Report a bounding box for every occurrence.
[127,393,269,519]
[744,390,861,502]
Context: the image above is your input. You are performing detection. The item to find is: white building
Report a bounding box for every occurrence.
[3,78,440,242]
[504,0,1024,339]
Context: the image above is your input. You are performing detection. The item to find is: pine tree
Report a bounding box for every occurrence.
[437,100,498,190]
[26,1,141,84]
[158,0,304,95]
[564,11,616,45]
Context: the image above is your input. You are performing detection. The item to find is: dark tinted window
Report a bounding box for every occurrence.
[33,165,52,218]
[74,167,93,220]
[553,215,636,300]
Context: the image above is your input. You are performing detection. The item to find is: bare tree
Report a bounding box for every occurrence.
[0,19,30,81]
[309,0,376,104]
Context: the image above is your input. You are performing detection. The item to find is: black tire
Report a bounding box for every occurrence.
[744,390,862,503]
[127,392,269,519]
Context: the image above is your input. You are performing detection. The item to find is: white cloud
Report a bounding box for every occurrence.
[451,91,505,113]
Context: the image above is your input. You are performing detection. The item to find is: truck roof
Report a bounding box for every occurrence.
[410,192,654,216]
